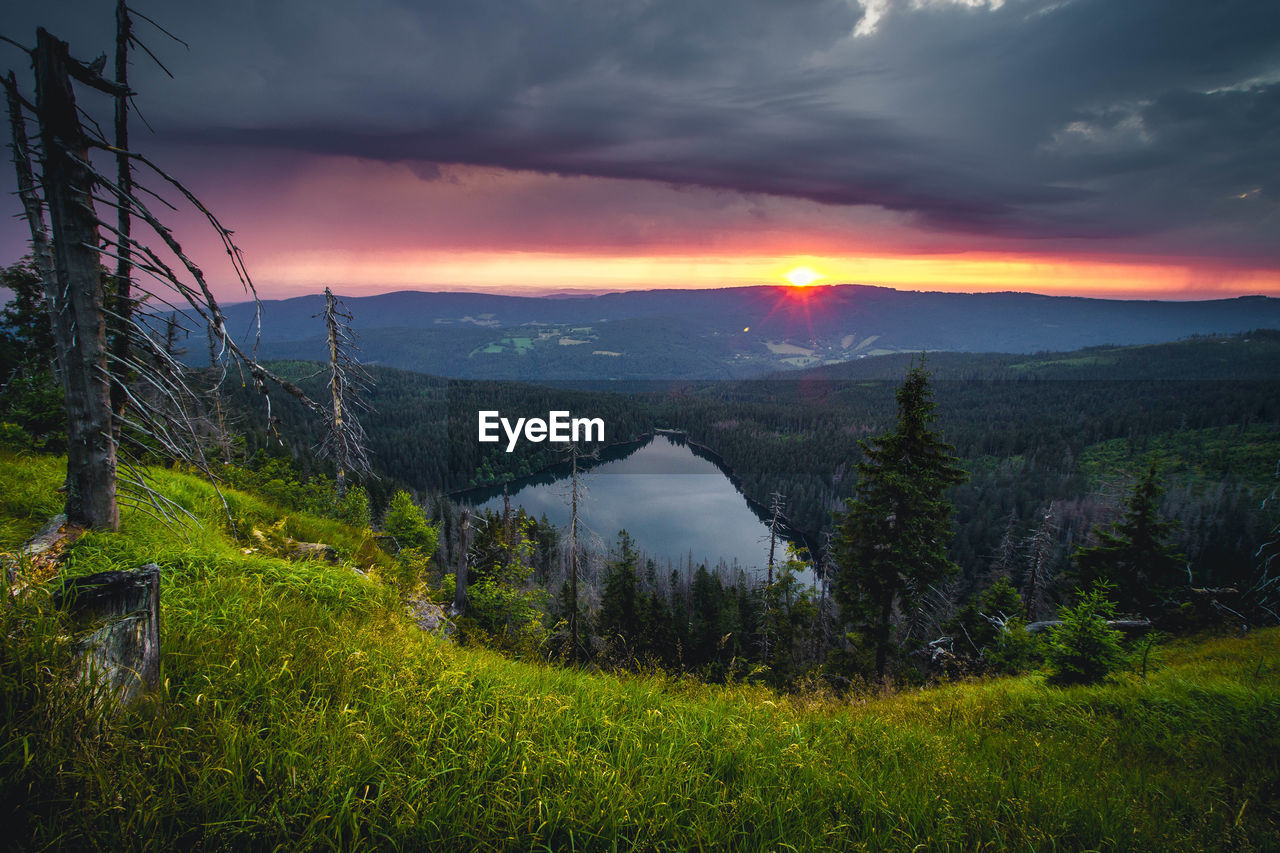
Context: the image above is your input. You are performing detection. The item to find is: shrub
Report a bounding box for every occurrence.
[1046,586,1126,685]
[381,491,439,591]
[337,485,372,529]
[986,616,1044,675]
[382,491,438,554]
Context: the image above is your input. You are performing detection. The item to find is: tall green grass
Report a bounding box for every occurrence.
[2,451,1278,850]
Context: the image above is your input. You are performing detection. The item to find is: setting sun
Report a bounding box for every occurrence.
[784,266,825,287]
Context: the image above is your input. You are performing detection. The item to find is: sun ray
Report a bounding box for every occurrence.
[784,266,825,287]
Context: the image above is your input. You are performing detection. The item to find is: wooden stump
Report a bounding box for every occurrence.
[54,563,160,709]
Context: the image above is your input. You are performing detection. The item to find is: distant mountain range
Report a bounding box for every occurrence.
[208,285,1280,380]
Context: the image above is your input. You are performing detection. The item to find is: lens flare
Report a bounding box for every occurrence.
[784,266,825,287]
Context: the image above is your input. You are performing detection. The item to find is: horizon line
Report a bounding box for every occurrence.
[214,281,1278,305]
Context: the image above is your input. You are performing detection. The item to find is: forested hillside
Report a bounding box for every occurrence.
[218,335,1280,607]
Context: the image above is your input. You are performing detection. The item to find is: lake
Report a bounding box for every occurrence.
[457,434,811,580]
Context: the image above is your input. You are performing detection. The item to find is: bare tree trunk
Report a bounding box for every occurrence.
[1025,618,1151,634]
[764,491,785,663]
[453,509,469,616]
[875,595,892,677]
[1024,503,1058,621]
[767,491,783,587]
[204,328,234,464]
[320,287,371,498]
[37,29,118,531]
[108,0,133,431]
[4,72,64,383]
[324,287,346,498]
[819,531,833,655]
[570,450,581,662]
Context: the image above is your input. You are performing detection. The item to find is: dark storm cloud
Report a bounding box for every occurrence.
[4,0,1278,257]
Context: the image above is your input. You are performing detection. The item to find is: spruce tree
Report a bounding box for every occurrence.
[0,259,62,445]
[599,531,642,660]
[834,363,967,676]
[382,490,438,554]
[1073,457,1184,613]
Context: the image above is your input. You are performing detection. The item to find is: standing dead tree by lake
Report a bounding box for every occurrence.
[3,16,319,532]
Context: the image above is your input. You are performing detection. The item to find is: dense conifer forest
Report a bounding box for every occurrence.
[216,336,1280,610]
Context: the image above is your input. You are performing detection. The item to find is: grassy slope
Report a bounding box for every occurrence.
[2,451,1278,851]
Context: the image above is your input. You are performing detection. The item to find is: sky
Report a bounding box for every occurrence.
[2,0,1278,300]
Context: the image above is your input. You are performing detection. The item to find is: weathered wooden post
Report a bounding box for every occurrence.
[55,564,161,708]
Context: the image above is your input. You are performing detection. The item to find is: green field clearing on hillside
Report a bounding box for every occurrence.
[2,452,1277,851]
[474,335,537,356]
[1079,425,1280,490]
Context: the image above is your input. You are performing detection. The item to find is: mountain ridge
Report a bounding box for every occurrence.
[207,284,1280,380]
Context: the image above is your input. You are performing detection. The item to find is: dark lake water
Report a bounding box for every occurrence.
[457,434,810,580]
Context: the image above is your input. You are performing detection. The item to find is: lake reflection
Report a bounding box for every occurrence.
[458,435,804,577]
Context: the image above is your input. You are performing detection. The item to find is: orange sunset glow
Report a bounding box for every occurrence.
[3,4,1277,306]
[784,266,827,287]
[247,248,1280,300]
[97,154,1270,303]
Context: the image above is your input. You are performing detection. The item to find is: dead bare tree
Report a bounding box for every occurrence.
[108,0,136,432]
[195,325,239,466]
[766,491,786,588]
[817,530,836,654]
[31,29,120,530]
[1023,502,1059,621]
[1242,459,1280,626]
[4,21,319,532]
[762,490,787,662]
[564,442,596,664]
[988,510,1019,582]
[319,286,372,498]
[3,71,58,382]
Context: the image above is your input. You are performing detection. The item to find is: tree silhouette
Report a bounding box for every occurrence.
[834,362,967,676]
[1073,457,1184,613]
[599,531,642,663]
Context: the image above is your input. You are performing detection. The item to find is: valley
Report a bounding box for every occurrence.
[208,285,1280,381]
[231,332,1280,609]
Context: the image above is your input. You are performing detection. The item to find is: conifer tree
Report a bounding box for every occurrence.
[382,489,439,590]
[1073,457,1184,612]
[834,363,967,676]
[0,259,61,444]
[599,531,642,661]
[383,490,438,554]
[762,547,819,683]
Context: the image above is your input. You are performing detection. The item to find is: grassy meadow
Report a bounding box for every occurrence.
[2,450,1277,850]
